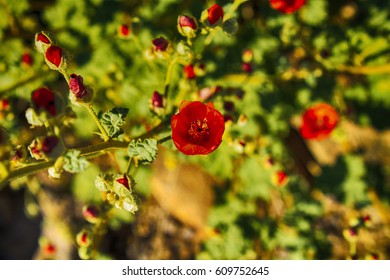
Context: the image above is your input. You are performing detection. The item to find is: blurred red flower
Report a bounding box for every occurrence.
[171,101,225,155]
[273,170,288,187]
[183,64,196,79]
[207,4,224,25]
[32,87,57,116]
[269,0,306,14]
[300,103,339,140]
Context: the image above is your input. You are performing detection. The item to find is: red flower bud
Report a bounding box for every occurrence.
[269,0,306,14]
[152,36,169,52]
[22,53,33,66]
[300,103,339,140]
[183,64,196,79]
[69,74,87,98]
[82,205,100,224]
[171,101,225,155]
[242,62,253,73]
[207,4,224,26]
[68,74,94,105]
[44,45,67,70]
[273,170,288,187]
[45,45,62,67]
[35,31,55,54]
[118,24,131,38]
[37,33,50,44]
[31,87,57,116]
[76,230,91,247]
[178,15,198,38]
[116,176,129,190]
[1,99,10,111]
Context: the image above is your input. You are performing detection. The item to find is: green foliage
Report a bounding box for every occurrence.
[99,107,129,138]
[127,138,158,165]
[63,150,90,173]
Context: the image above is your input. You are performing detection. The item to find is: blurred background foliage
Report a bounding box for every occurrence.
[1,0,390,260]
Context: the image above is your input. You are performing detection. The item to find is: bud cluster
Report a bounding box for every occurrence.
[34,31,68,71]
[95,173,138,213]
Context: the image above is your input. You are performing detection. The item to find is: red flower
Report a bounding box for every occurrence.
[269,0,306,14]
[45,45,63,67]
[183,64,196,79]
[32,87,57,116]
[207,4,224,25]
[171,101,225,155]
[300,103,339,140]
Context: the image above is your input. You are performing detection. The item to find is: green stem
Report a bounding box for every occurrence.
[157,134,172,144]
[60,69,70,84]
[0,120,172,189]
[83,104,110,141]
[164,57,178,98]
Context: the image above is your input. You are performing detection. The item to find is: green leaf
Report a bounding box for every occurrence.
[127,138,158,165]
[99,107,129,138]
[63,150,90,173]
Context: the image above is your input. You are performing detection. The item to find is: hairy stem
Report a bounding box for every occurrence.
[83,104,110,141]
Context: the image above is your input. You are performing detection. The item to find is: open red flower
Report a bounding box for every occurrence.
[171,101,225,155]
[269,0,306,14]
[300,103,339,140]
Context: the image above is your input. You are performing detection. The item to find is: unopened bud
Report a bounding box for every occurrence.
[149,91,165,115]
[201,4,224,27]
[22,52,34,66]
[76,229,92,247]
[35,31,55,54]
[68,74,94,105]
[82,205,101,224]
[152,36,169,52]
[118,24,131,38]
[44,45,68,71]
[177,15,198,38]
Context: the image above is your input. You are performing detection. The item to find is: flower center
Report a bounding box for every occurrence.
[188,119,210,142]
